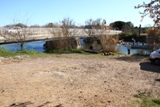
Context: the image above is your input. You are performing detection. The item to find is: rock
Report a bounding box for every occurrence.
[0,57,5,63]
[54,72,65,76]
[0,57,5,60]
[14,55,30,59]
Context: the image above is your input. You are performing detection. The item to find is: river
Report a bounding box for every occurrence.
[0,40,149,55]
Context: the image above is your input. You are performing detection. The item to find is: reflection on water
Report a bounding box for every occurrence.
[0,40,150,55]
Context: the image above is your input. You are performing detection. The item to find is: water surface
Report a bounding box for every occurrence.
[0,40,149,55]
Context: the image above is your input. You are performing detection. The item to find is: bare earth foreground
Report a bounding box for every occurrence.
[0,54,160,107]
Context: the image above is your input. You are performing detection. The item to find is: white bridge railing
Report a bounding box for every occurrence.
[0,27,122,36]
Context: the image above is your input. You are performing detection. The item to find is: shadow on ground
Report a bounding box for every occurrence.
[9,101,33,107]
[155,79,160,82]
[113,55,147,62]
[140,62,160,83]
[8,101,62,107]
[139,62,160,73]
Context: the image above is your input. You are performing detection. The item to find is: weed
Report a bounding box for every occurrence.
[0,47,15,57]
[132,92,160,107]
[134,92,146,99]
[152,99,160,105]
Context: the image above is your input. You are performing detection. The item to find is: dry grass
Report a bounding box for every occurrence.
[99,35,119,52]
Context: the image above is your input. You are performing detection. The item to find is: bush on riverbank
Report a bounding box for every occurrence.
[44,37,79,51]
[83,35,119,52]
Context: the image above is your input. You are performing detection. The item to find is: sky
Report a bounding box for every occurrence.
[0,0,153,27]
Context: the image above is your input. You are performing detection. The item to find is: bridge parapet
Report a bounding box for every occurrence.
[0,27,122,44]
[0,27,122,35]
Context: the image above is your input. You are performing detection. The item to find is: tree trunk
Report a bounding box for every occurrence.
[20,43,24,51]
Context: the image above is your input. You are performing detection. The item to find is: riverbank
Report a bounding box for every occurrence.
[0,54,159,107]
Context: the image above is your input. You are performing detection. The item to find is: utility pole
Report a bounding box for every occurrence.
[139,24,141,36]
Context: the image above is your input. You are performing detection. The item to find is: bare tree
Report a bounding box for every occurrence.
[46,18,80,50]
[60,18,78,37]
[147,28,160,51]
[1,19,30,51]
[84,18,118,53]
[99,20,119,53]
[84,19,94,36]
[135,0,160,27]
[49,18,78,37]
[84,18,102,36]
[135,1,160,51]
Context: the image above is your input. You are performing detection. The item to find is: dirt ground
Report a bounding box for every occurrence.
[0,54,160,107]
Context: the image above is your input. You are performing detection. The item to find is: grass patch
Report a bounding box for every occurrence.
[46,48,86,54]
[0,47,16,57]
[0,47,46,58]
[152,99,160,105]
[132,92,160,107]
[134,92,146,99]
[17,48,40,54]
[0,47,87,58]
[140,98,160,107]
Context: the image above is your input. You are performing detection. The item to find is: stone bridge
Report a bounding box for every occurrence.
[0,27,122,44]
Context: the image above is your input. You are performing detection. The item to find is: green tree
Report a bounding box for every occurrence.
[44,23,57,28]
[110,21,134,31]
[15,23,27,28]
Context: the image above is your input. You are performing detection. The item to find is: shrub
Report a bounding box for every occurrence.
[99,35,119,52]
[147,28,160,51]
